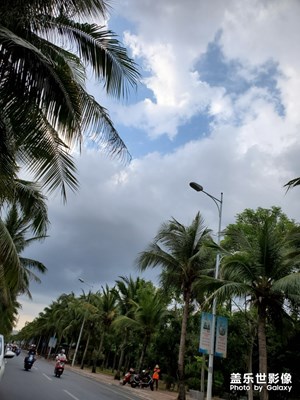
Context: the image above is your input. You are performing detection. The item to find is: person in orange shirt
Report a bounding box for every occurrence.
[152,364,160,390]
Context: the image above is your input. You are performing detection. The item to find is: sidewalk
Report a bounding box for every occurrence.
[70,365,182,400]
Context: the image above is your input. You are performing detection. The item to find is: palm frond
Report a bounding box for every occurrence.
[0,218,20,288]
[38,17,140,98]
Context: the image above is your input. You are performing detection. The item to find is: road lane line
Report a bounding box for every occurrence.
[42,373,52,381]
[63,390,80,400]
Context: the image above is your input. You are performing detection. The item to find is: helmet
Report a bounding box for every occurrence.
[61,349,65,353]
[30,344,36,348]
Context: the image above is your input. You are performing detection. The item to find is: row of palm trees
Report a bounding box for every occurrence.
[16,207,300,400]
[0,0,140,334]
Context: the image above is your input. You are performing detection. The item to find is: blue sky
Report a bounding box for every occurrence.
[17,0,300,329]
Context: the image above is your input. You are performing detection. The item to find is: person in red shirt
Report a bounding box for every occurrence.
[152,364,160,390]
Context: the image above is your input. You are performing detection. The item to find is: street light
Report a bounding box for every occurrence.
[189,182,223,400]
[71,278,93,367]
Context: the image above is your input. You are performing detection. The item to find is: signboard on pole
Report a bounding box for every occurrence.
[48,336,57,349]
[215,316,228,358]
[199,312,213,354]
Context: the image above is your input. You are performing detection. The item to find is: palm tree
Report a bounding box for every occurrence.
[285,177,300,190]
[136,212,213,400]
[3,202,48,296]
[0,0,140,200]
[202,207,300,400]
[113,275,146,379]
[0,179,49,287]
[88,286,118,373]
[113,284,168,372]
[0,194,48,332]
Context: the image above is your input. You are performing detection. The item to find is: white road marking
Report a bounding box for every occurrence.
[42,373,52,381]
[63,390,80,400]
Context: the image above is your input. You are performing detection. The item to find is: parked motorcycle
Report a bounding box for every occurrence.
[54,360,65,377]
[24,354,35,371]
[121,368,135,385]
[131,370,154,390]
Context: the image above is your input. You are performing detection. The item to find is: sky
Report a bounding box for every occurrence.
[16,0,300,330]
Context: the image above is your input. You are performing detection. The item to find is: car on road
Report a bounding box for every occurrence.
[0,335,15,382]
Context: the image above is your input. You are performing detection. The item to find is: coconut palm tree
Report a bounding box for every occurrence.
[0,0,140,200]
[0,191,48,331]
[90,285,118,372]
[113,284,168,372]
[3,202,48,295]
[0,179,49,286]
[113,275,146,379]
[201,207,300,400]
[136,212,214,400]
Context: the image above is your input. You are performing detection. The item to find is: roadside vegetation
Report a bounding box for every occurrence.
[13,207,300,400]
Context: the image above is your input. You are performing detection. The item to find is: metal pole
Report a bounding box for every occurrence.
[189,183,223,400]
[72,283,92,367]
[206,192,223,400]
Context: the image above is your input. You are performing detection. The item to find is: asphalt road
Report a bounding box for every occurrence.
[0,353,143,400]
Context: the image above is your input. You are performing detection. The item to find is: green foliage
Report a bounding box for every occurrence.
[0,0,140,201]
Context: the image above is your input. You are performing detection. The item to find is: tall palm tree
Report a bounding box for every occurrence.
[0,179,49,286]
[113,275,146,379]
[3,202,48,296]
[201,208,300,400]
[0,193,48,332]
[136,212,213,400]
[91,285,118,372]
[0,0,140,200]
[113,284,168,371]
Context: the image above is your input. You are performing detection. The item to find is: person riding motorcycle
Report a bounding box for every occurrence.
[24,344,37,368]
[54,349,67,376]
[56,349,67,363]
[26,344,36,360]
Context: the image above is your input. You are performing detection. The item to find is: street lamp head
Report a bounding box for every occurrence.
[189,182,204,192]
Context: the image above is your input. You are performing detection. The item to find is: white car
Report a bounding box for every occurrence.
[0,335,15,382]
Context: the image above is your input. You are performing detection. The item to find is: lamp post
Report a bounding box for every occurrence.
[189,182,223,400]
[71,278,93,367]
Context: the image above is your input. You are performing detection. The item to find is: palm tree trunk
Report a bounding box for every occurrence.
[92,332,105,373]
[137,336,148,372]
[114,329,128,380]
[247,340,253,400]
[80,331,91,369]
[257,309,268,400]
[177,288,191,400]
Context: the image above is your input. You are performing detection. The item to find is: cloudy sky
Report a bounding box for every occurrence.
[17,0,300,329]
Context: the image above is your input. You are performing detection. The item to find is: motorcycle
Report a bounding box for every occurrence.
[12,345,21,356]
[131,370,154,390]
[24,354,35,371]
[121,368,135,385]
[54,360,65,377]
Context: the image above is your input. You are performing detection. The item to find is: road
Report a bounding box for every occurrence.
[0,353,144,400]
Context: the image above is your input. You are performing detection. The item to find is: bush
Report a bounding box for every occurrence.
[186,377,200,391]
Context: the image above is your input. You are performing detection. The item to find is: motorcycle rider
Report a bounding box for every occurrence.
[24,344,37,369]
[26,344,37,361]
[56,349,67,363]
[55,349,67,371]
